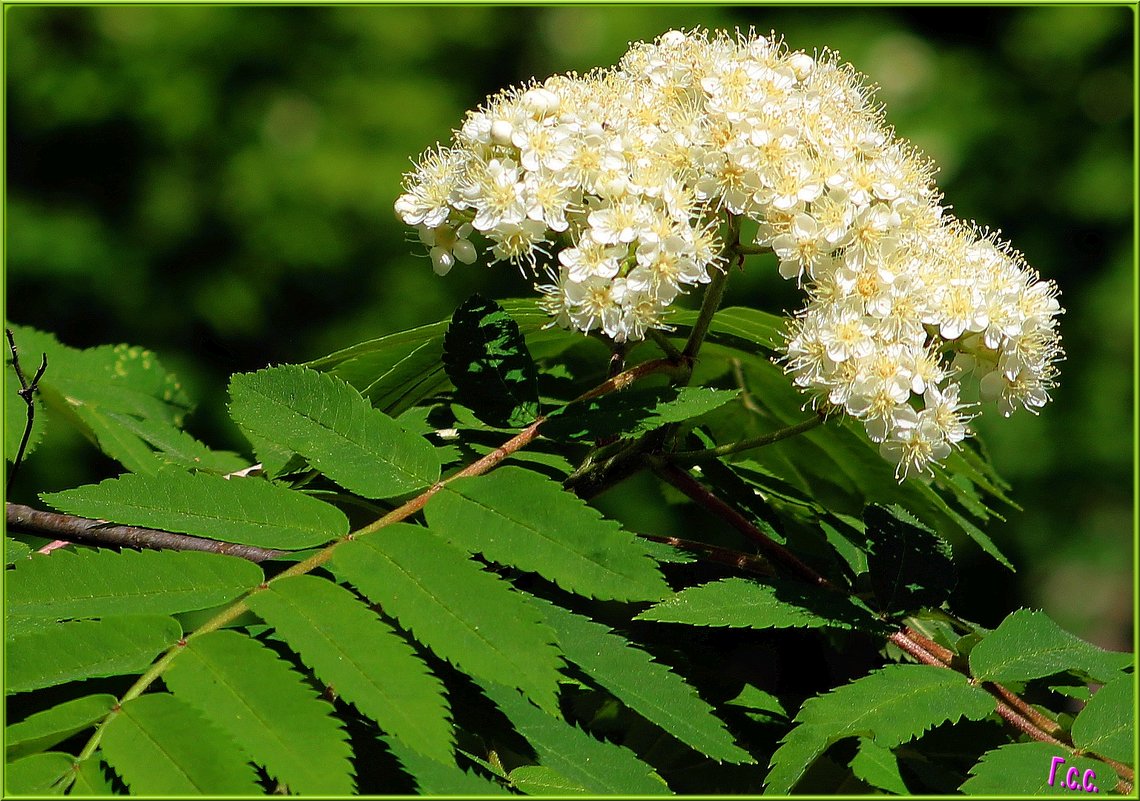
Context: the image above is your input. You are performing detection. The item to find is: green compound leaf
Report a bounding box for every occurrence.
[385,737,510,796]
[849,737,909,795]
[43,469,347,551]
[229,365,440,499]
[537,599,754,764]
[636,577,884,633]
[764,665,994,794]
[7,548,261,619]
[7,616,181,693]
[480,681,668,795]
[163,630,355,795]
[443,294,539,428]
[960,742,1107,795]
[864,504,957,616]
[542,386,739,441]
[330,524,563,713]
[425,467,668,602]
[6,694,117,760]
[1070,674,1133,763]
[100,693,261,795]
[968,608,1133,684]
[246,575,453,763]
[4,752,74,795]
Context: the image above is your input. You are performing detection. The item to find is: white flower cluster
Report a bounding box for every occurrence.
[395,28,1063,478]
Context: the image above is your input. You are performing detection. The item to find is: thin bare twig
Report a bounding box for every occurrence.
[6,503,286,563]
[654,463,835,590]
[6,328,48,493]
[637,532,774,576]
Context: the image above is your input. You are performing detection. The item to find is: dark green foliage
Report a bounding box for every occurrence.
[764,665,996,794]
[4,323,243,475]
[864,504,957,616]
[543,386,739,441]
[443,294,540,428]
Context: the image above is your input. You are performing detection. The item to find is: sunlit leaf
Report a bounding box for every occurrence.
[7,616,180,693]
[481,681,667,794]
[100,693,261,795]
[637,577,883,632]
[1070,674,1133,763]
[4,752,73,795]
[538,599,754,764]
[6,694,116,760]
[229,364,440,498]
[960,742,1106,795]
[331,523,563,712]
[164,630,355,794]
[43,469,347,550]
[7,548,261,619]
[425,467,668,601]
[246,575,453,763]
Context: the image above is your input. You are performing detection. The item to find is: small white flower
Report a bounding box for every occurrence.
[418,223,477,276]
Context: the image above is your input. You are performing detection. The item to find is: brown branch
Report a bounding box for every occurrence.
[637,533,775,576]
[902,625,957,665]
[6,503,286,563]
[654,463,835,590]
[986,680,1070,743]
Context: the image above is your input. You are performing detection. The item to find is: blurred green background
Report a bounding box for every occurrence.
[5,6,1133,650]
